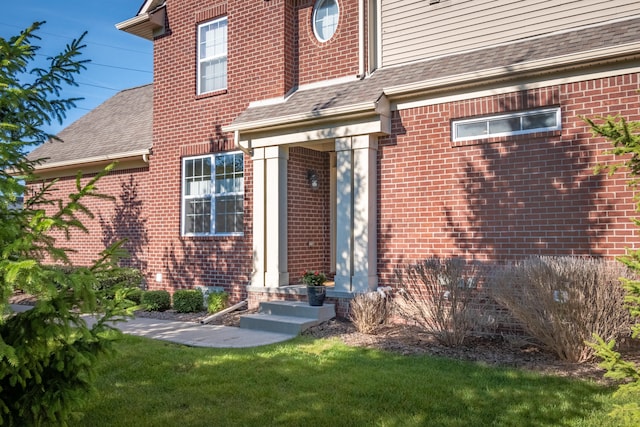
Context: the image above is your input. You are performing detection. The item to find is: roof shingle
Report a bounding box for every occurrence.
[28,84,153,166]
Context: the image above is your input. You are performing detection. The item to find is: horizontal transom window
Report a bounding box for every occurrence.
[452,107,561,142]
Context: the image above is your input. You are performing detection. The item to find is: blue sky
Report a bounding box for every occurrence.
[0,0,153,136]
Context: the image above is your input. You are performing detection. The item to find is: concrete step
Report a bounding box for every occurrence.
[258,300,335,320]
[240,301,336,335]
[239,313,321,335]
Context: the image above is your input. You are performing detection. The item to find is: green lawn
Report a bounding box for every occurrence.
[78,334,624,427]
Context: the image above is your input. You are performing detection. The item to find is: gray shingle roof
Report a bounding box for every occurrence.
[28,84,153,167]
[229,17,640,129]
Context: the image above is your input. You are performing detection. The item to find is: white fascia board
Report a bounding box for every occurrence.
[32,149,151,173]
[238,116,388,149]
[115,14,149,31]
[116,4,165,39]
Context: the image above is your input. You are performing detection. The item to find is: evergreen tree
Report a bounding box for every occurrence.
[0,22,136,425]
[587,113,640,425]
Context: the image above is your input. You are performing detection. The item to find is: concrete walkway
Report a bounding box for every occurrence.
[9,304,296,348]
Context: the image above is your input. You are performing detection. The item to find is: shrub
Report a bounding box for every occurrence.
[173,290,204,313]
[141,290,171,312]
[490,256,632,363]
[127,287,144,305]
[207,291,229,314]
[394,257,487,346]
[95,268,143,293]
[350,289,392,334]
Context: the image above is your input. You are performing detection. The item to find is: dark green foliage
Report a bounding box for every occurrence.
[587,113,640,424]
[141,290,171,312]
[173,289,204,313]
[127,287,144,305]
[95,267,144,298]
[206,291,229,314]
[45,265,144,300]
[0,22,136,426]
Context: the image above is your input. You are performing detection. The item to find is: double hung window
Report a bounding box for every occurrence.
[182,152,244,236]
[198,17,227,94]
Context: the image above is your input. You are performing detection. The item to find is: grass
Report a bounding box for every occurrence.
[77,334,627,427]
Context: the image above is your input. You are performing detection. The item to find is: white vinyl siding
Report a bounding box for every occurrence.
[381,0,640,67]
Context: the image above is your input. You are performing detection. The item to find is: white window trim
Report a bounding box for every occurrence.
[312,0,340,43]
[181,152,244,237]
[452,107,561,142]
[197,16,227,95]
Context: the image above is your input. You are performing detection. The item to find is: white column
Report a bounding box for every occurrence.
[252,148,266,287]
[264,146,289,287]
[334,138,353,292]
[352,135,378,292]
[334,136,378,293]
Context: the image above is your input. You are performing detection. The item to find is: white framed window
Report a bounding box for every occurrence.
[182,152,244,236]
[312,0,339,42]
[452,107,561,142]
[198,17,227,95]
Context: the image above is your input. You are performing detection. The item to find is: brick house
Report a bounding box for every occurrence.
[28,0,640,315]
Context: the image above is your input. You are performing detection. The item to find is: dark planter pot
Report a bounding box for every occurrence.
[307,285,326,306]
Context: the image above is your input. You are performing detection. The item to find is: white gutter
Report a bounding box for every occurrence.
[32,148,151,172]
[375,0,382,69]
[115,14,151,31]
[358,0,365,77]
[233,130,253,156]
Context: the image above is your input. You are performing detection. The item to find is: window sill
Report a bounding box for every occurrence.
[181,233,244,241]
[451,130,563,148]
[196,89,228,100]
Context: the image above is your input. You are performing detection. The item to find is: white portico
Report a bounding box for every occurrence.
[224,90,390,296]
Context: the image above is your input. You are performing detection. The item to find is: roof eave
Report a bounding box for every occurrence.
[30,148,151,175]
[223,97,389,134]
[116,5,165,40]
[385,42,640,99]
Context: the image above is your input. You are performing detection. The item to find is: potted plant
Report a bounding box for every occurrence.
[301,270,327,306]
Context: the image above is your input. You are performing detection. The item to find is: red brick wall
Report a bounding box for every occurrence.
[295,0,360,86]
[377,74,640,286]
[28,167,150,271]
[151,0,246,302]
[29,0,640,310]
[288,147,332,282]
[147,0,362,302]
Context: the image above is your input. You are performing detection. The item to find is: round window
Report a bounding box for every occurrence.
[312,0,339,42]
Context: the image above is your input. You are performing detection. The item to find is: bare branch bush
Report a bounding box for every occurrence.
[349,288,392,335]
[394,257,487,346]
[490,256,632,363]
